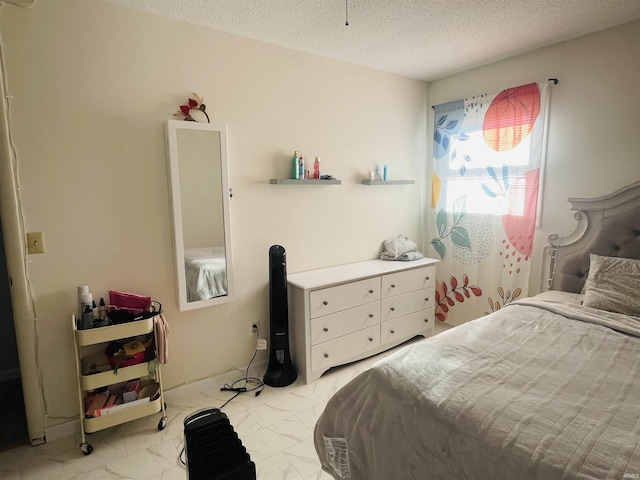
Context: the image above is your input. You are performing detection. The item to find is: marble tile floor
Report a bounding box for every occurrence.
[0,330,448,480]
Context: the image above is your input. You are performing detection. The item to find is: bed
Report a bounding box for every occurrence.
[184,246,228,301]
[314,181,640,480]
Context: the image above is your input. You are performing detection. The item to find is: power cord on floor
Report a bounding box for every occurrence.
[178,340,265,466]
[219,348,265,407]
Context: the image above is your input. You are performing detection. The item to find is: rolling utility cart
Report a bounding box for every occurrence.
[72,314,167,455]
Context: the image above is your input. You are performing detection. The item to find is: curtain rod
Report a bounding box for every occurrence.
[431,78,559,109]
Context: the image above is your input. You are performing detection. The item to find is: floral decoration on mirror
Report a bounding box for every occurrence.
[175,93,210,123]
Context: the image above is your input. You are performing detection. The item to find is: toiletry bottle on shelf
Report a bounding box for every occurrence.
[314,157,320,179]
[292,150,300,179]
[81,304,93,330]
[80,292,92,320]
[299,155,305,179]
[383,164,388,181]
[78,285,89,319]
[98,298,107,321]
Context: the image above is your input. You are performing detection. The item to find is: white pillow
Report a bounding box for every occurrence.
[582,254,640,316]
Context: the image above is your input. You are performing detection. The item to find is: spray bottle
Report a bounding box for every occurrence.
[292,151,300,179]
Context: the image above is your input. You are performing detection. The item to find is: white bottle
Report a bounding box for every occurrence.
[78,285,89,318]
[80,292,93,319]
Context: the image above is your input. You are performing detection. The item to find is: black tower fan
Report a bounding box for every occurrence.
[263,245,297,387]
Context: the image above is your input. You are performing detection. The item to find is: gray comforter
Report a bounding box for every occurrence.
[314,294,640,480]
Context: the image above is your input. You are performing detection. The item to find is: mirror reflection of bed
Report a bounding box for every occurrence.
[184,246,227,301]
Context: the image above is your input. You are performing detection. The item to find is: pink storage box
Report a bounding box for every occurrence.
[108,290,151,314]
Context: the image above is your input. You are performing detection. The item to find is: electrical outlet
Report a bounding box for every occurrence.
[250,322,258,338]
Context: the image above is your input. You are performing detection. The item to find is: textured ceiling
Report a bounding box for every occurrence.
[99,0,640,81]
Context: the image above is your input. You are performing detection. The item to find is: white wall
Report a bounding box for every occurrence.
[426,19,640,295]
[0,0,427,429]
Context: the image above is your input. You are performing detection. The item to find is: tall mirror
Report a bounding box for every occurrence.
[164,120,234,311]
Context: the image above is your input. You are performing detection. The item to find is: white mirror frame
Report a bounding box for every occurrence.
[164,119,235,311]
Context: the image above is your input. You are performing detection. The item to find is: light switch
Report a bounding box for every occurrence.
[26,232,45,254]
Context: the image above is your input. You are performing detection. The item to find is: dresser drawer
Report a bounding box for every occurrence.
[381,288,433,322]
[380,309,433,344]
[309,277,380,318]
[381,266,435,298]
[310,303,379,345]
[311,325,380,372]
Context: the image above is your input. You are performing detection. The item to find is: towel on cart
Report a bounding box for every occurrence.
[153,313,170,364]
[380,234,425,261]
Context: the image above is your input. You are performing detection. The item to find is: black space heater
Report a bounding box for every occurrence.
[183,408,256,480]
[263,245,297,387]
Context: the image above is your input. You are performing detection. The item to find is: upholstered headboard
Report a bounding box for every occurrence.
[544,181,640,293]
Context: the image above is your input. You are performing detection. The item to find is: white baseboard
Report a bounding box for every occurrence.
[163,360,267,403]
[0,367,21,382]
[44,359,267,444]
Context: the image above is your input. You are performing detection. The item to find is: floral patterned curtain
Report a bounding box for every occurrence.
[430,81,551,326]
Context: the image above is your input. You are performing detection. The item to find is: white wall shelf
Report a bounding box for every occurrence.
[361,180,415,185]
[270,179,341,185]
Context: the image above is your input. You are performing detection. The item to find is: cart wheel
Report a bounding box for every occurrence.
[81,442,93,455]
[158,417,167,431]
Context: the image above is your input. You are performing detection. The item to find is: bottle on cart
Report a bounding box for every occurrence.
[98,298,107,320]
[80,292,93,321]
[96,298,109,327]
[81,304,94,330]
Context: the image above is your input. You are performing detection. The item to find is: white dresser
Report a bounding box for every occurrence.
[287,258,438,383]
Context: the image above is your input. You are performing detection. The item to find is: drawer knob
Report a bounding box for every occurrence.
[390,284,396,288]
[369,314,374,318]
[324,353,329,358]
[425,276,430,280]
[368,289,374,294]
[424,319,429,323]
[390,307,395,311]
[390,329,395,334]
[323,327,329,332]
[323,301,328,306]
[424,297,429,302]
[368,337,374,342]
